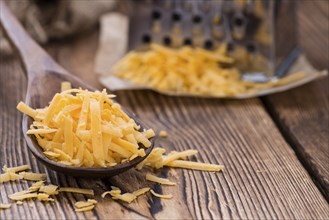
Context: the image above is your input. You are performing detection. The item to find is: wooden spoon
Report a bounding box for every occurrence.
[0,1,154,178]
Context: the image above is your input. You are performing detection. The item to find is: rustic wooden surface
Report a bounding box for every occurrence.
[1,1,329,220]
[263,0,329,200]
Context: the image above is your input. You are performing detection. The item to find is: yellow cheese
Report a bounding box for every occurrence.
[53,149,72,161]
[90,99,105,166]
[19,172,47,181]
[159,130,167,138]
[112,44,305,97]
[146,174,176,186]
[162,150,198,165]
[150,190,173,199]
[8,190,32,197]
[43,94,63,125]
[37,193,52,201]
[101,124,123,137]
[0,203,11,209]
[43,151,61,158]
[16,201,24,205]
[61,81,72,92]
[166,160,224,172]
[39,184,59,195]
[108,142,133,159]
[74,199,97,209]
[111,193,137,204]
[17,102,37,118]
[8,193,38,201]
[62,116,74,157]
[2,165,30,173]
[27,129,58,135]
[112,138,138,154]
[77,93,90,131]
[59,187,94,195]
[29,181,45,192]
[132,187,151,197]
[17,85,154,168]
[75,205,95,212]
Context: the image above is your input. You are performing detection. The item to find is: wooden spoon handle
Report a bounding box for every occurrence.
[0,0,66,78]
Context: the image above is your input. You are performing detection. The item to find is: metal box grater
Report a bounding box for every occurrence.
[124,0,298,79]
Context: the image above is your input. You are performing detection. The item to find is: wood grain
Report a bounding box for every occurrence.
[1,34,329,219]
[263,0,329,200]
[1,3,329,220]
[297,0,329,70]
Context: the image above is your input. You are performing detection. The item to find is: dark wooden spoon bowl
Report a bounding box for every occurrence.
[0,0,155,178]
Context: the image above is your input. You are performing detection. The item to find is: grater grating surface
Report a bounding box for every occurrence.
[125,0,298,80]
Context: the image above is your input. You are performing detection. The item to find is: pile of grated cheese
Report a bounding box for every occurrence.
[112,43,305,97]
[16,83,155,167]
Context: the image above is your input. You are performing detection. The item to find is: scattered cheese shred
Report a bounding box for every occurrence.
[74,199,97,209]
[29,181,45,192]
[16,201,24,205]
[132,187,151,197]
[0,173,10,183]
[61,81,72,92]
[0,203,11,209]
[146,174,176,186]
[59,187,94,195]
[39,184,59,195]
[19,172,47,181]
[2,165,30,173]
[150,190,173,199]
[16,102,37,118]
[162,150,198,165]
[137,148,224,172]
[166,160,224,172]
[8,193,38,201]
[17,82,155,167]
[75,205,95,212]
[111,193,136,203]
[102,186,151,203]
[159,130,167,138]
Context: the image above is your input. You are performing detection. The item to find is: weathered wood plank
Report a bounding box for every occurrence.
[50,31,329,219]
[263,0,329,200]
[264,78,329,200]
[1,6,329,219]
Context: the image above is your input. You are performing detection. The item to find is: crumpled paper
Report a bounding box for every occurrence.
[94,13,328,99]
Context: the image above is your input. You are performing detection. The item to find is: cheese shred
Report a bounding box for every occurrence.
[150,190,173,199]
[0,203,11,209]
[59,187,94,195]
[146,174,176,186]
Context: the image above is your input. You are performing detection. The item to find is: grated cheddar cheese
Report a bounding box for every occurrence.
[17,82,155,167]
[0,203,11,209]
[112,43,305,97]
[102,186,151,203]
[74,199,97,212]
[146,174,176,186]
[137,148,223,172]
[159,130,167,138]
[58,187,94,195]
[150,190,173,199]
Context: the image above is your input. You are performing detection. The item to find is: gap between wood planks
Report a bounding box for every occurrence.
[261,96,329,202]
[259,0,329,201]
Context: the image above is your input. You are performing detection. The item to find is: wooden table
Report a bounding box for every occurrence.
[1,1,328,219]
